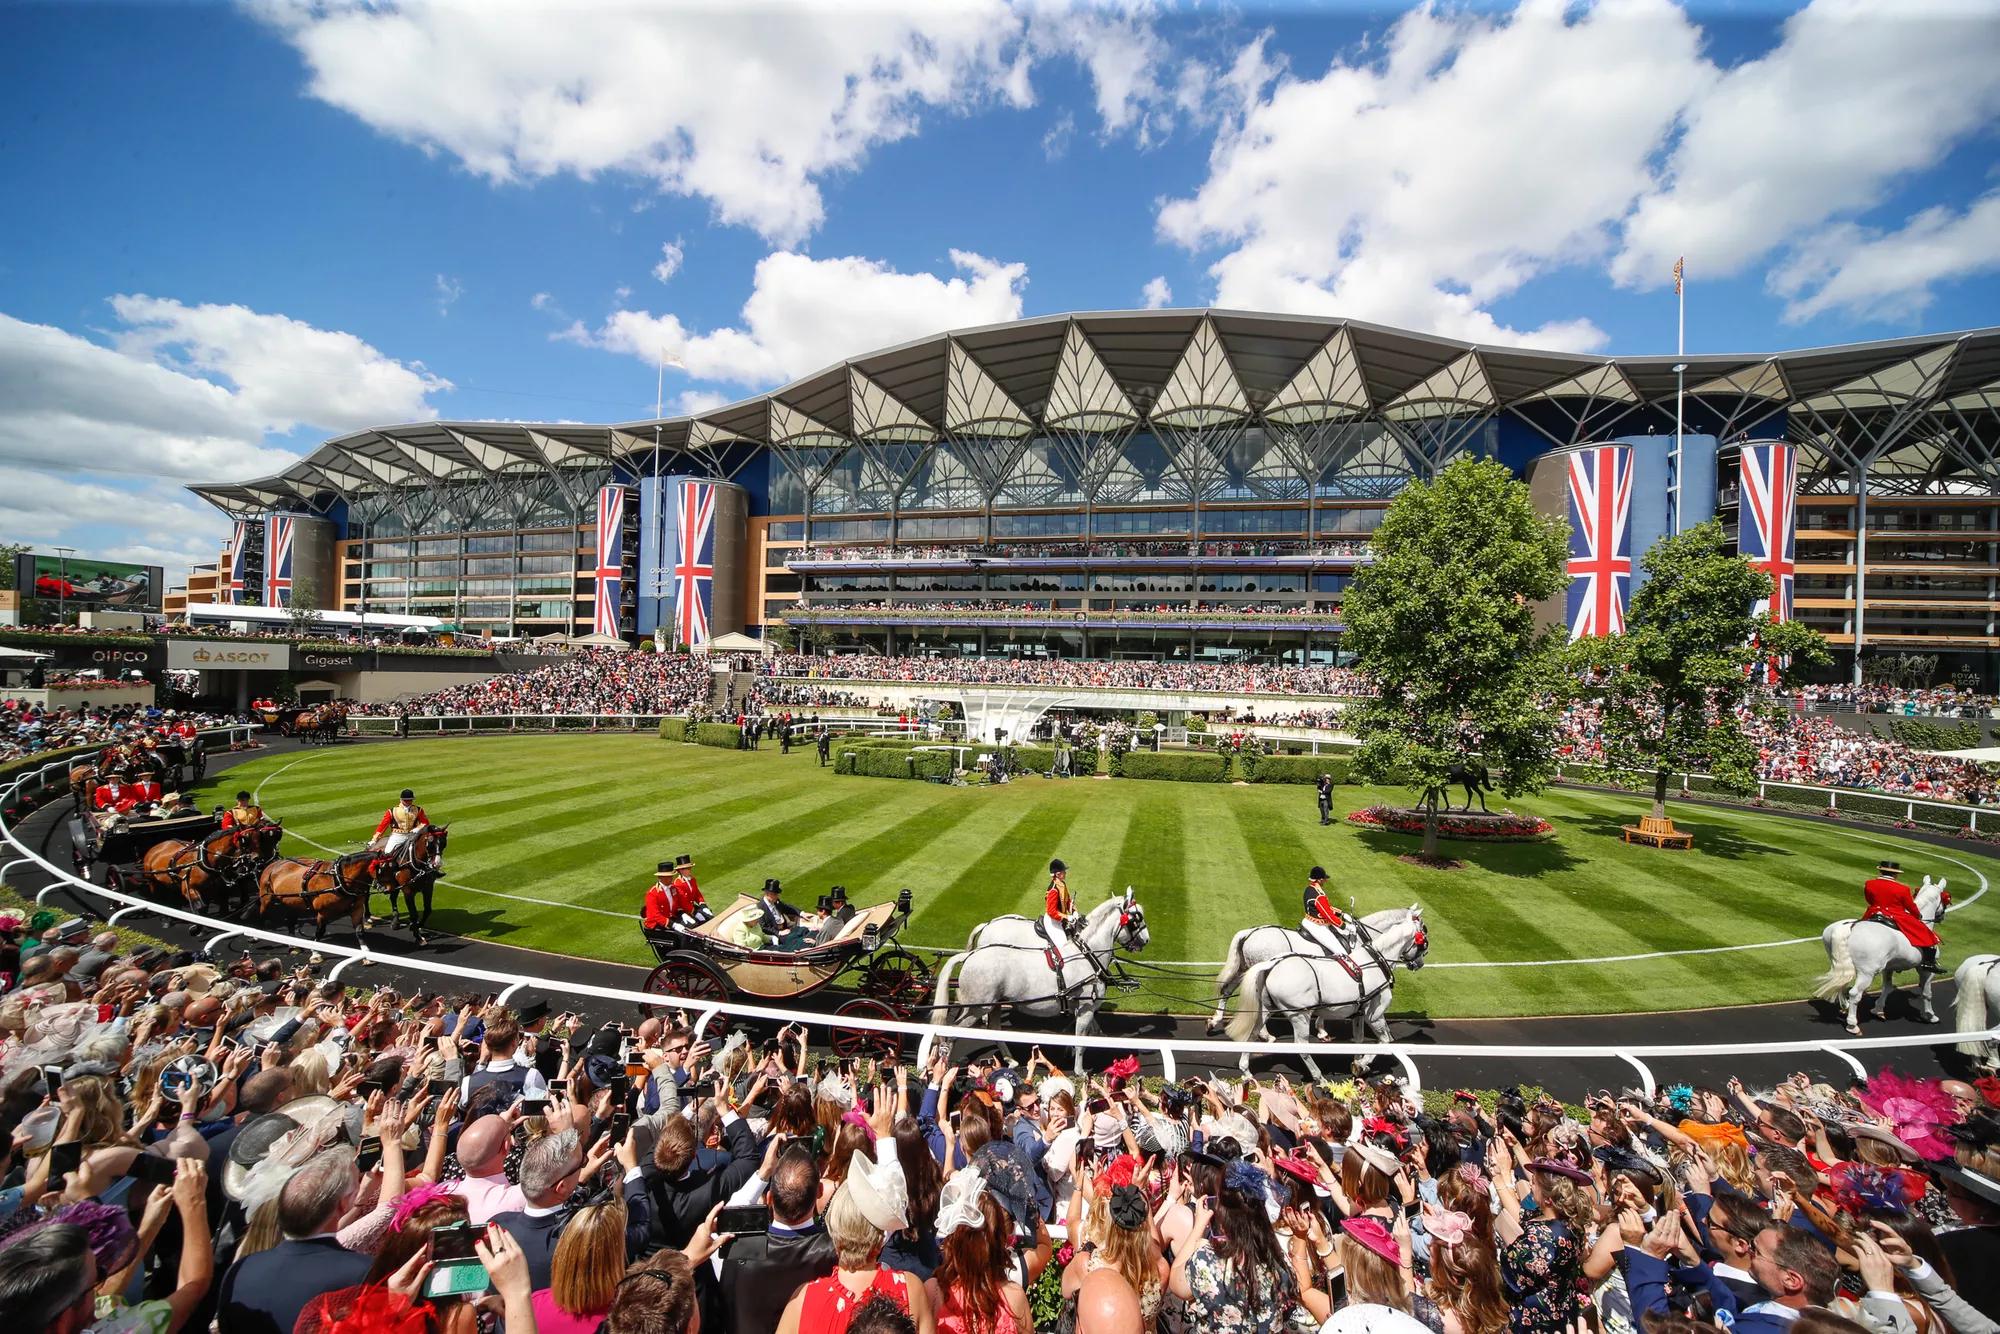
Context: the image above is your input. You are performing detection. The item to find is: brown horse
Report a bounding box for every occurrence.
[139,825,251,911]
[376,824,449,942]
[257,850,386,940]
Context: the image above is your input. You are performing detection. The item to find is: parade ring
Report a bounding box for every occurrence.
[190,733,2000,1022]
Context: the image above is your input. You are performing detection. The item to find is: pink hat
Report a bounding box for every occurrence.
[1341,1215,1401,1265]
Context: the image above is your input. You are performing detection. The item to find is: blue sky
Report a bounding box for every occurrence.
[3,0,1997,579]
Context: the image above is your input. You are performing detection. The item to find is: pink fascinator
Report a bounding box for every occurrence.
[1422,1203,1472,1247]
[389,1182,453,1233]
[1340,1215,1401,1265]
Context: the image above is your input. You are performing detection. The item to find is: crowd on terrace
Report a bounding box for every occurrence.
[353,652,713,719]
[762,654,1371,697]
[1790,685,1998,718]
[793,601,1337,621]
[792,539,1374,562]
[0,701,238,768]
[0,916,1996,1334]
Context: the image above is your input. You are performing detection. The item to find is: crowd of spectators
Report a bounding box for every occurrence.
[0,918,1996,1334]
[353,652,712,719]
[791,539,1374,563]
[1790,686,1998,719]
[0,702,240,768]
[764,654,1371,697]
[794,601,1339,622]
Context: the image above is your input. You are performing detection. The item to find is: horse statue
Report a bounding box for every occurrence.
[376,823,449,942]
[932,892,1151,1070]
[1206,906,1425,1036]
[1813,874,1950,1035]
[1224,906,1429,1080]
[1953,953,2000,1070]
[256,850,386,940]
[1420,760,1492,815]
[136,825,254,912]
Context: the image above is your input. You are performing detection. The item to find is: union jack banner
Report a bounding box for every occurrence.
[1739,442,1797,682]
[672,481,717,648]
[1564,444,1633,640]
[264,514,294,607]
[227,520,249,604]
[593,486,627,637]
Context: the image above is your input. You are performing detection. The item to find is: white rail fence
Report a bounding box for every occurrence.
[343,714,966,740]
[2,749,1991,1097]
[1554,760,1999,833]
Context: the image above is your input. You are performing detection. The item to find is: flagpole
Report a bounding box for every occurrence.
[1673,256,1686,535]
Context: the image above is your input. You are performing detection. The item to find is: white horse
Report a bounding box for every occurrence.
[962,889,1136,952]
[1954,953,2000,1070]
[1813,875,1949,1035]
[1224,907,1429,1080]
[1206,908,1419,1036]
[932,893,1152,1069]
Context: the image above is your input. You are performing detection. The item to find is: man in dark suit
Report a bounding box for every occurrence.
[216,1147,372,1334]
[719,1145,833,1334]
[491,1128,584,1290]
[1316,772,1335,825]
[644,1089,761,1249]
[756,879,807,950]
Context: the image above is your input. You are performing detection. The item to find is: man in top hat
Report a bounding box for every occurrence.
[1316,772,1335,826]
[369,788,428,855]
[1301,866,1355,959]
[1862,859,1941,972]
[220,790,266,831]
[669,854,711,925]
[1035,858,1075,966]
[758,878,809,950]
[643,862,678,933]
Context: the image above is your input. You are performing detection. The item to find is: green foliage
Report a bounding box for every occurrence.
[1886,717,1981,752]
[694,722,743,749]
[1009,745,1058,775]
[285,575,325,635]
[1565,521,1831,813]
[1116,751,1227,782]
[0,630,152,648]
[658,718,689,742]
[1246,754,1351,785]
[1135,710,1159,731]
[1184,714,1208,733]
[0,543,28,592]
[1342,458,1571,853]
[834,740,956,780]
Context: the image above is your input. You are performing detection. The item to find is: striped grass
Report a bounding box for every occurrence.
[196,736,2000,1018]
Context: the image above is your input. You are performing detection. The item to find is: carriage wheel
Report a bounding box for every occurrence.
[858,947,933,1010]
[831,998,903,1062]
[640,952,731,1018]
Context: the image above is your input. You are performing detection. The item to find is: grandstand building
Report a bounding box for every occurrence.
[186,312,2000,681]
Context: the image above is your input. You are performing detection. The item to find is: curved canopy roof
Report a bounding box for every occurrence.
[189,309,2000,516]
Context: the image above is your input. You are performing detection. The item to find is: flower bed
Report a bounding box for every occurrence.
[1347,805,1554,842]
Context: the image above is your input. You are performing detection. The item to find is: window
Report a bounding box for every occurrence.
[1092,510,1192,536]
[516,555,569,574]
[807,518,892,542]
[1201,508,1307,535]
[466,535,514,553]
[766,521,806,541]
[897,514,984,541]
[1318,508,1385,534]
[519,531,577,552]
[465,557,514,575]
[991,512,1086,538]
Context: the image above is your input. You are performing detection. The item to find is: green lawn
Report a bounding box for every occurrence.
[193,736,2000,1018]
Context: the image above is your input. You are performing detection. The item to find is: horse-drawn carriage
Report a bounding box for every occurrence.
[67,809,222,891]
[254,701,349,745]
[67,737,206,813]
[641,889,932,1059]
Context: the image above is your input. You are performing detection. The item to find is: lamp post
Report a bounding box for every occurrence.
[52,545,73,627]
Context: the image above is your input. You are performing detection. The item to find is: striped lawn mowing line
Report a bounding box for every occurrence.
[1110,793,1187,957]
[908,796,1090,947]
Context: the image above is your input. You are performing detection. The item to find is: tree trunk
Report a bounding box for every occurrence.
[1651,766,1670,820]
[1422,806,1440,859]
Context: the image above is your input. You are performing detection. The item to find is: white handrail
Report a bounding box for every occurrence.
[1556,760,1996,829]
[3,755,1988,1097]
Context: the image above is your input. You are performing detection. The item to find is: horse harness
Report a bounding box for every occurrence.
[282,851,378,901]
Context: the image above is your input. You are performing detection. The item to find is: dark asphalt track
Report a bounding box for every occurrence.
[9,733,1981,1098]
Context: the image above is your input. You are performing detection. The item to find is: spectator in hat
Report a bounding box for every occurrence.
[214,1146,372,1334]
[776,1149,934,1334]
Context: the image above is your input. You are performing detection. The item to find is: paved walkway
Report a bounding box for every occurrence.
[9,734,1976,1094]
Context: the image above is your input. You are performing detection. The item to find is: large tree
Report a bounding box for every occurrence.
[1566,520,1829,819]
[1343,457,1571,859]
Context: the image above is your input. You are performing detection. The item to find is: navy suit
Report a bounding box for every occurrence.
[217,1235,374,1334]
[491,1208,567,1291]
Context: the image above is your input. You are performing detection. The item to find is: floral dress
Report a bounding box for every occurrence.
[1182,1242,1315,1333]
[1500,1218,1585,1334]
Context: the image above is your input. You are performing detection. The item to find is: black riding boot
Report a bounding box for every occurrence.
[1920,945,1940,974]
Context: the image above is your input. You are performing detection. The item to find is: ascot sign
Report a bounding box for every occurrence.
[166,641,291,671]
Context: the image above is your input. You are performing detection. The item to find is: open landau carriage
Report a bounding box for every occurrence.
[641,889,933,1059]
[67,810,219,890]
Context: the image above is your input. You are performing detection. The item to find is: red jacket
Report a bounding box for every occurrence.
[643,883,675,930]
[1045,879,1073,921]
[375,804,428,836]
[1863,877,1938,949]
[93,784,137,813]
[1308,889,1346,928]
[669,873,705,915]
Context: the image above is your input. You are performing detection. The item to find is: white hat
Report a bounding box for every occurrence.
[840,1149,910,1233]
[1037,1075,1077,1105]
[936,1164,987,1239]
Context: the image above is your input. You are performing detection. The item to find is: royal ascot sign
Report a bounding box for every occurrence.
[166,641,292,671]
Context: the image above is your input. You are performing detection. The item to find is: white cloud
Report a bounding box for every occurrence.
[674,389,733,416]
[251,0,1176,245]
[1141,275,1173,308]
[1041,110,1075,160]
[529,291,557,312]
[0,298,452,581]
[1614,0,2000,290]
[652,240,685,285]
[1769,189,2000,324]
[564,248,1029,389]
[434,273,463,314]
[1160,0,1707,350]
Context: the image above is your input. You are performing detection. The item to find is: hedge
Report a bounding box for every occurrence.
[694,722,743,749]
[658,718,689,742]
[1116,751,1227,782]
[1008,745,1058,775]
[837,743,956,781]
[1245,754,1351,785]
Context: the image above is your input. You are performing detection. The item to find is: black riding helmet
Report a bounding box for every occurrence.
[1049,858,1066,874]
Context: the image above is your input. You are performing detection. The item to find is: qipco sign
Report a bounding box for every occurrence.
[32,642,167,674]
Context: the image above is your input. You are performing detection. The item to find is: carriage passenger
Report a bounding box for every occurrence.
[1301,865,1354,959]
[758,877,811,950]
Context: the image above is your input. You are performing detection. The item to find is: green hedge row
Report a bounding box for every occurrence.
[1244,754,1351,784]
[1008,744,1059,775]
[836,742,955,781]
[658,718,689,741]
[694,722,743,749]
[1113,751,1228,782]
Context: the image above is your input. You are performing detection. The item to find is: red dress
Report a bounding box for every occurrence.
[798,1268,909,1334]
[1863,876,1938,949]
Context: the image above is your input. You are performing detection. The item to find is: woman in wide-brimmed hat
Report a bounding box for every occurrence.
[1489,1133,1593,1334]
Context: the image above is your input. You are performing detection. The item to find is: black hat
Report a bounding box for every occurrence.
[829,885,847,902]
[400,788,415,799]
[517,998,550,1027]
[1049,858,1066,874]
[763,878,782,895]
[657,861,674,873]
[1309,866,1328,881]
[1877,860,1901,874]
[675,854,694,868]
[236,790,251,802]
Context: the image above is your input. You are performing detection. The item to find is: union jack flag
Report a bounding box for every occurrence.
[1565,444,1633,640]
[264,515,293,607]
[227,520,249,604]
[593,486,627,636]
[672,482,717,648]
[1739,442,1797,683]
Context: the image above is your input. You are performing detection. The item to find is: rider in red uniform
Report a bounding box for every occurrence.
[642,861,676,931]
[1035,857,1075,964]
[1862,859,1940,971]
[1301,865,1354,958]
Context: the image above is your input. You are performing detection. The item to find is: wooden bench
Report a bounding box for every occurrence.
[1622,814,1693,849]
